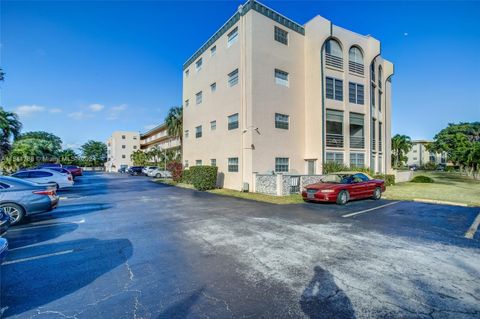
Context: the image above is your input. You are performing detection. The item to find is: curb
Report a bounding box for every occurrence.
[412,198,470,207]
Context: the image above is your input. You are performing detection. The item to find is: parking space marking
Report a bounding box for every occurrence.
[10,219,85,231]
[342,201,400,218]
[3,249,74,265]
[465,211,480,239]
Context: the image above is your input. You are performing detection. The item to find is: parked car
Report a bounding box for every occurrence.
[436,164,446,171]
[0,238,7,264]
[0,208,10,236]
[63,165,83,178]
[118,167,127,173]
[42,167,74,180]
[127,166,145,176]
[11,169,74,190]
[409,164,419,171]
[147,168,172,178]
[0,176,59,225]
[302,172,386,205]
[143,166,158,175]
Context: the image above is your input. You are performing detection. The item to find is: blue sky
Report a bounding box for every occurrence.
[1,0,479,149]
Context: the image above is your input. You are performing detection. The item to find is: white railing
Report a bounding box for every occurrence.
[326,134,344,148]
[350,136,365,149]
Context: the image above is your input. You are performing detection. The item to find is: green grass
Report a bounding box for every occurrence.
[384,171,480,206]
[154,179,195,189]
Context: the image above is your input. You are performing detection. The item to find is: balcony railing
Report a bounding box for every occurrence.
[379,140,382,152]
[372,139,376,150]
[349,61,364,75]
[325,53,343,69]
[350,136,365,149]
[326,133,344,148]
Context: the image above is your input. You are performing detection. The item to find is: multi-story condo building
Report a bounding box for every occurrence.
[105,124,180,172]
[406,140,447,167]
[183,0,394,190]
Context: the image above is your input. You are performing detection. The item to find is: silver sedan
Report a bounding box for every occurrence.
[0,176,60,225]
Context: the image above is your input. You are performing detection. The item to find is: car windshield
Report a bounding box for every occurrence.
[321,174,355,184]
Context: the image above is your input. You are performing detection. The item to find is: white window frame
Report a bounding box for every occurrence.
[227,27,238,48]
[195,58,202,72]
[228,157,239,172]
[195,91,202,105]
[275,157,289,173]
[228,69,239,87]
[274,69,289,87]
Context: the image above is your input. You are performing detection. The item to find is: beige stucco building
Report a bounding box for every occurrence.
[105,124,180,172]
[183,0,394,190]
[406,140,447,167]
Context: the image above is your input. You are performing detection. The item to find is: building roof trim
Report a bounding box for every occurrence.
[141,123,167,138]
[183,0,305,70]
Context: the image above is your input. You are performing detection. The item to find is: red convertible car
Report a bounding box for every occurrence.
[302,172,386,205]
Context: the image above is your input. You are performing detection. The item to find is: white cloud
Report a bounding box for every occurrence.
[404,32,409,36]
[89,103,104,112]
[15,105,45,116]
[68,111,92,120]
[106,104,128,120]
[49,108,63,114]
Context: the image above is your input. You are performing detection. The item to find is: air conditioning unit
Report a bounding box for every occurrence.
[242,182,249,192]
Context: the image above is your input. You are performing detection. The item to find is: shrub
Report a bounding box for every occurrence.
[322,162,350,174]
[166,161,183,182]
[420,162,437,171]
[411,175,434,183]
[373,174,396,186]
[189,166,218,191]
[182,169,192,184]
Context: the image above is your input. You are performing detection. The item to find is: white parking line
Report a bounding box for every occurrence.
[465,212,480,239]
[342,201,400,218]
[3,250,74,265]
[10,219,85,231]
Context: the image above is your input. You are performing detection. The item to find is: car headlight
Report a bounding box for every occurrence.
[320,189,335,193]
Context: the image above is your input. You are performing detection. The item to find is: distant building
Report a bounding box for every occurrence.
[105,124,180,172]
[406,140,447,167]
[182,0,393,190]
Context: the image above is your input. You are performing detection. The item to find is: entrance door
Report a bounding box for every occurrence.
[307,160,316,175]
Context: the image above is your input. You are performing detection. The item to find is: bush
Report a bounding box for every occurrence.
[322,162,350,174]
[189,166,218,191]
[411,175,434,183]
[182,169,192,184]
[373,174,396,186]
[166,161,183,182]
[420,162,437,171]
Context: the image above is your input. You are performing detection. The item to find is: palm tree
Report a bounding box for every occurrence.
[165,106,183,146]
[0,107,22,159]
[391,134,413,168]
[0,68,5,82]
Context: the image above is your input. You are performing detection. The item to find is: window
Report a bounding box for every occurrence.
[185,69,189,77]
[122,135,126,139]
[326,109,343,147]
[378,91,382,112]
[133,136,137,140]
[196,91,202,105]
[274,69,289,87]
[326,152,344,164]
[210,45,216,56]
[349,46,364,75]
[370,63,375,82]
[307,160,316,175]
[350,113,364,149]
[30,171,53,178]
[122,145,126,149]
[275,113,289,129]
[228,69,239,87]
[196,160,202,166]
[413,157,417,161]
[379,122,382,151]
[122,155,126,159]
[210,120,216,130]
[0,182,10,189]
[185,160,189,168]
[185,130,189,138]
[413,150,417,153]
[185,99,189,107]
[274,26,288,45]
[350,153,365,168]
[326,77,343,101]
[227,27,238,47]
[133,146,137,149]
[349,82,364,105]
[378,66,383,88]
[228,157,239,172]
[210,82,216,92]
[195,125,202,138]
[211,159,216,166]
[275,157,289,173]
[195,58,202,72]
[228,113,239,130]
[325,39,343,69]
[371,84,375,107]
[372,119,376,150]
[12,172,29,178]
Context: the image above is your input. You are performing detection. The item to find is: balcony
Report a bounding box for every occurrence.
[372,139,376,151]
[325,53,343,69]
[379,140,382,152]
[350,136,365,149]
[326,134,344,148]
[349,61,364,75]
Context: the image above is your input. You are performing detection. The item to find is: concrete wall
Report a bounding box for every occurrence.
[254,173,324,196]
[395,170,413,183]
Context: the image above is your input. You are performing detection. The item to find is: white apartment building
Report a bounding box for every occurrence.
[183,0,394,190]
[406,140,447,167]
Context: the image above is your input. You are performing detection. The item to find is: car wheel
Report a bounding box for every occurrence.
[372,187,382,200]
[155,173,161,178]
[1,203,25,225]
[336,190,348,205]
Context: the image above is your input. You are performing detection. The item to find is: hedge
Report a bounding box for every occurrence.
[189,166,218,191]
[411,175,434,183]
[182,169,193,184]
[373,174,395,186]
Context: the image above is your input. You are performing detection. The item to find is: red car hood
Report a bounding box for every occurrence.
[305,183,343,191]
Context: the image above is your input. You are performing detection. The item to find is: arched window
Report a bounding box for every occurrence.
[325,39,343,69]
[370,63,375,82]
[378,66,383,88]
[349,46,364,74]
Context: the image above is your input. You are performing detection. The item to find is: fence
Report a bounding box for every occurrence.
[254,173,325,196]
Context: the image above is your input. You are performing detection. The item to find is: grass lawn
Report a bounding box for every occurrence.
[384,171,480,206]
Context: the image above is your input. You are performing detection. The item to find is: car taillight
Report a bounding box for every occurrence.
[33,190,56,196]
[68,175,72,181]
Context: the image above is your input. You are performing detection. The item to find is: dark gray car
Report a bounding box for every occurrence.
[0,176,60,225]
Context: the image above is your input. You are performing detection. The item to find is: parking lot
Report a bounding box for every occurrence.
[1,173,479,318]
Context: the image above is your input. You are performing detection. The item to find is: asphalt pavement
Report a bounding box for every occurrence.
[1,173,479,318]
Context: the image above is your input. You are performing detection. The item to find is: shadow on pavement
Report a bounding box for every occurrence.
[157,287,205,319]
[300,266,356,319]
[26,203,113,223]
[5,222,79,250]
[1,238,133,317]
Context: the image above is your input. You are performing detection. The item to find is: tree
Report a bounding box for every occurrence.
[58,148,80,165]
[147,147,163,166]
[0,68,5,82]
[17,131,63,152]
[130,150,149,166]
[429,122,480,178]
[81,140,107,167]
[165,106,183,146]
[0,107,22,159]
[391,134,413,168]
[1,138,58,172]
